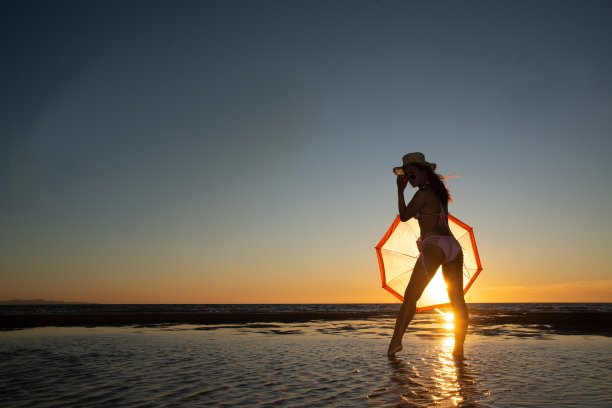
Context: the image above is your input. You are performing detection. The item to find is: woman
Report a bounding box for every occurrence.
[387,152,468,360]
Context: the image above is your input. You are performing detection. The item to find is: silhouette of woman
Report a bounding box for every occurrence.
[387,152,468,359]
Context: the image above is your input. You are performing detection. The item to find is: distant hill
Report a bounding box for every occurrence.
[0,299,97,305]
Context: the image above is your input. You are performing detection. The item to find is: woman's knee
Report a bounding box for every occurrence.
[448,291,467,311]
[450,300,468,324]
[402,294,418,307]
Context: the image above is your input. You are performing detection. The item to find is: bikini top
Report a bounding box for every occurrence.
[415,202,448,227]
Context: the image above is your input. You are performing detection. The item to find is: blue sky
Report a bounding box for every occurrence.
[2,0,611,302]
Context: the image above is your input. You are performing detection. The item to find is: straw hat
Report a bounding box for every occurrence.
[393,152,436,175]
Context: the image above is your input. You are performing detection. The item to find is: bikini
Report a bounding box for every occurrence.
[415,202,461,277]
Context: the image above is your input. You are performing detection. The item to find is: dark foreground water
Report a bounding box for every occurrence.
[1,304,611,407]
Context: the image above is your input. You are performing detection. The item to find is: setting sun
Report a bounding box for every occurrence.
[417,267,451,309]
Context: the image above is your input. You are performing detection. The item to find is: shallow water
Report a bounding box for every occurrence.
[3,302,611,316]
[1,317,611,407]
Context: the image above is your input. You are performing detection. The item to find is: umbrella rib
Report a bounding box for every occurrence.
[381,248,419,259]
[388,270,413,284]
[454,230,468,240]
[406,223,419,238]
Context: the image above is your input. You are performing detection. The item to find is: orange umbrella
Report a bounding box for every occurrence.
[375,214,483,311]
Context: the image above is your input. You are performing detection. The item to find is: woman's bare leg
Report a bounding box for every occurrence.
[443,253,468,359]
[388,246,443,357]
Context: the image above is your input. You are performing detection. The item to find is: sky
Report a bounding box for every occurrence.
[1,0,611,303]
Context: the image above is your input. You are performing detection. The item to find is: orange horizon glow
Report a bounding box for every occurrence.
[2,263,611,305]
[2,280,611,305]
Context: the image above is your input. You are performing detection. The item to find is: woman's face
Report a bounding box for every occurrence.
[405,165,428,188]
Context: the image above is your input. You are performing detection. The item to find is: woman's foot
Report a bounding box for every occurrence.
[387,342,403,357]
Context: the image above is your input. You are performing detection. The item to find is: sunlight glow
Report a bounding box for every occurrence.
[419,267,449,308]
[442,336,455,349]
[435,308,455,330]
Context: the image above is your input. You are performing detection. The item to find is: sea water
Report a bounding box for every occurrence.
[1,304,610,407]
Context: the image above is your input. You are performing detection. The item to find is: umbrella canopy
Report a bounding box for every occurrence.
[375,214,483,312]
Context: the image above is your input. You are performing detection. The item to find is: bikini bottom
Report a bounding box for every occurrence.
[417,235,461,265]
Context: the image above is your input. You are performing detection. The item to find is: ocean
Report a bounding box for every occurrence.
[1,303,611,407]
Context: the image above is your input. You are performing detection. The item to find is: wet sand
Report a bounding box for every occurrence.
[2,308,611,337]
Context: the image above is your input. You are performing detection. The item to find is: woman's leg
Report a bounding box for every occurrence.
[442,251,468,359]
[388,245,443,356]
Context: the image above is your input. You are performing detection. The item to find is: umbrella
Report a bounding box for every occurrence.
[375,214,483,311]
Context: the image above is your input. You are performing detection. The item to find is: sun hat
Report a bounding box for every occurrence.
[393,152,436,175]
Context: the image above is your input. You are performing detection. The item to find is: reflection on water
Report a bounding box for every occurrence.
[2,313,610,407]
[385,334,487,407]
[436,336,480,407]
[435,308,455,332]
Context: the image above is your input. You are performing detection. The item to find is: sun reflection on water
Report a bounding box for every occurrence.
[434,332,483,407]
[434,335,463,405]
[383,309,484,406]
[435,308,455,331]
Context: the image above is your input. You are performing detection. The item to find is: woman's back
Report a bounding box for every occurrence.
[415,188,452,238]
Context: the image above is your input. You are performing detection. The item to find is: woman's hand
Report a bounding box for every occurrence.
[396,175,408,191]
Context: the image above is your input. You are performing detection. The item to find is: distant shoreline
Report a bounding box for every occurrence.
[0,299,97,305]
[2,300,610,305]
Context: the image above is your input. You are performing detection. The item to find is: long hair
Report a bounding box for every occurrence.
[412,163,452,205]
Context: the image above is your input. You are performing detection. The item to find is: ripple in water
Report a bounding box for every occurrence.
[0,320,610,407]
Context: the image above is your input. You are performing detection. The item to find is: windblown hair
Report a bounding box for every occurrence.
[410,163,452,205]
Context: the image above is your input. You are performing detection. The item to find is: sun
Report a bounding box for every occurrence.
[418,266,450,308]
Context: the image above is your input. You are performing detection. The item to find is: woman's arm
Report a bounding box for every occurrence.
[397,176,421,222]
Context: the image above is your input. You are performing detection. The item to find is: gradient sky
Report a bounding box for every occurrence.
[2,0,611,303]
